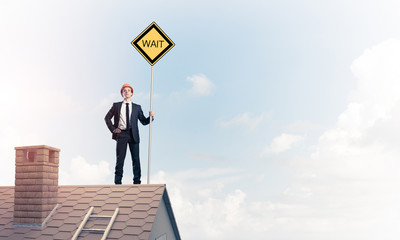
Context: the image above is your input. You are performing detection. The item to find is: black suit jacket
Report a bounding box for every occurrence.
[105,102,152,143]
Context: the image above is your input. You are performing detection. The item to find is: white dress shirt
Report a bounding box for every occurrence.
[118,100,132,130]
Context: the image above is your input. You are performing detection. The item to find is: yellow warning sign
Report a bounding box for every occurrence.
[131,22,175,66]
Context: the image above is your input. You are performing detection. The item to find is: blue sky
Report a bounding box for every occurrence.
[2,0,400,239]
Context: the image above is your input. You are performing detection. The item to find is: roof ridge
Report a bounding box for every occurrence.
[58,184,166,187]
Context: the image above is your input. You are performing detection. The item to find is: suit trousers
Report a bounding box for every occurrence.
[115,130,141,184]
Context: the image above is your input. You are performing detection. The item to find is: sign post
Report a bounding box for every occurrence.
[131,22,175,184]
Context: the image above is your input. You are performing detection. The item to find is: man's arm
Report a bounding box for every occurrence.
[105,104,117,133]
[138,106,154,125]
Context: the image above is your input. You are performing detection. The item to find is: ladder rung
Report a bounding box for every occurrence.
[71,207,119,240]
[102,208,119,240]
[71,207,95,240]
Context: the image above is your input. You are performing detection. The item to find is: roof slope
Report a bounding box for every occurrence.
[0,184,178,240]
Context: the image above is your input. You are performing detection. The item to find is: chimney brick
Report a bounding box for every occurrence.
[14,145,60,225]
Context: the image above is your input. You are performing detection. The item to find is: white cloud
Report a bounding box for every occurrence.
[216,112,270,132]
[94,93,118,113]
[151,168,343,240]
[59,156,111,185]
[169,74,215,102]
[264,133,304,154]
[283,120,322,133]
[187,74,215,96]
[158,39,400,240]
[151,169,275,239]
[310,39,400,178]
[188,152,229,162]
[1,79,83,136]
[0,80,58,186]
[132,91,161,105]
[287,39,400,239]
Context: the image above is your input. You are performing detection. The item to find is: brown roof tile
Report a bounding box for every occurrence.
[64,216,81,224]
[76,232,102,240]
[85,218,108,229]
[93,194,109,200]
[0,184,178,240]
[116,214,130,222]
[24,229,42,238]
[68,194,82,201]
[97,187,112,195]
[34,235,54,240]
[112,186,130,192]
[53,231,72,240]
[110,221,126,230]
[128,211,148,220]
[145,215,156,223]
[107,229,124,239]
[83,187,101,192]
[0,229,15,237]
[0,218,9,225]
[132,203,151,211]
[100,203,119,211]
[139,191,157,198]
[90,200,105,207]
[119,200,135,208]
[62,200,77,207]
[124,187,141,195]
[154,187,164,195]
[147,207,158,215]
[78,197,94,204]
[119,235,137,240]
[0,202,13,209]
[70,188,86,195]
[69,210,87,217]
[139,231,151,240]
[59,186,77,193]
[126,217,144,227]
[57,192,70,198]
[142,222,153,231]
[122,226,143,235]
[73,203,90,210]
[8,233,25,240]
[121,194,139,201]
[105,197,121,204]
[52,213,69,220]
[58,223,77,232]
[149,199,160,208]
[46,219,64,227]
[136,197,154,204]
[57,206,73,213]
[117,207,133,215]
[41,226,59,235]
[108,191,125,198]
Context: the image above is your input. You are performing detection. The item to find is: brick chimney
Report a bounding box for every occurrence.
[14,145,60,225]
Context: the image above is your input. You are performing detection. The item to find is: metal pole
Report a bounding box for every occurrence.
[147,66,154,184]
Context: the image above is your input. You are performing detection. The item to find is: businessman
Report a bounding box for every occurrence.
[105,83,154,184]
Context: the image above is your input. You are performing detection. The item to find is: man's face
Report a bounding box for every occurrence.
[122,87,133,98]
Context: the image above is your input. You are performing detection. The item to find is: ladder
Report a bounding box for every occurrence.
[71,206,119,240]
